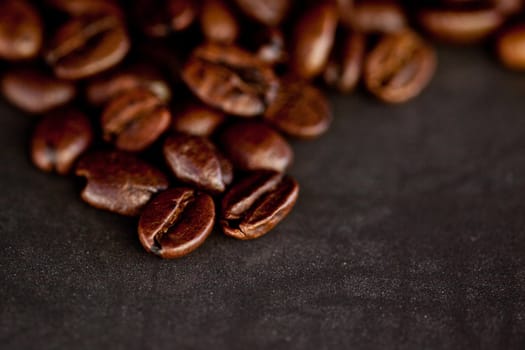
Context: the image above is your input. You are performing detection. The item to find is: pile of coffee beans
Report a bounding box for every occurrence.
[1,0,524,259]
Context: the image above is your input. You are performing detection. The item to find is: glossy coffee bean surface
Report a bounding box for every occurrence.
[172,104,226,137]
[138,187,215,259]
[352,0,408,33]
[496,24,525,70]
[201,0,239,45]
[233,0,291,26]
[75,151,169,216]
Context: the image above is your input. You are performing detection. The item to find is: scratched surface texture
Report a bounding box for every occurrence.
[1,46,525,350]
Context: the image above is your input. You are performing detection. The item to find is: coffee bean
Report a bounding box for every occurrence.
[496,24,525,70]
[201,0,239,45]
[164,133,233,193]
[337,0,356,28]
[47,0,123,17]
[264,78,332,139]
[172,104,226,137]
[1,67,76,114]
[101,88,171,152]
[0,0,42,61]
[324,31,366,93]
[290,2,337,79]
[138,188,215,259]
[31,107,93,175]
[220,121,293,172]
[221,171,299,240]
[182,43,278,117]
[86,64,171,106]
[352,0,408,33]
[75,150,169,216]
[233,0,292,26]
[253,28,287,65]
[364,30,436,104]
[135,0,197,37]
[493,0,524,15]
[46,15,130,80]
[417,7,503,43]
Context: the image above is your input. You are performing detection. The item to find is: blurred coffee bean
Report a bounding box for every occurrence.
[324,31,366,93]
[291,2,337,79]
[493,0,524,15]
[75,151,169,216]
[417,7,504,43]
[221,171,299,240]
[182,43,278,117]
[138,187,215,259]
[233,0,292,26]
[352,0,408,33]
[365,30,436,104]
[163,134,233,193]
[135,0,198,37]
[265,78,332,139]
[31,107,93,175]
[0,0,42,61]
[45,15,130,80]
[496,24,525,70]
[220,121,293,172]
[85,64,171,106]
[47,0,123,17]
[1,67,76,114]
[101,88,171,152]
[201,0,239,44]
[254,28,287,65]
[172,104,226,136]
[337,0,355,28]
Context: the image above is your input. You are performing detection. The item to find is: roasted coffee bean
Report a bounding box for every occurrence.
[101,88,171,152]
[496,24,525,70]
[253,28,287,65]
[264,79,332,139]
[182,43,278,117]
[233,0,292,26]
[164,134,233,193]
[47,0,123,17]
[172,104,226,137]
[201,0,239,45]
[31,107,93,175]
[351,0,408,33]
[45,15,130,80]
[493,0,524,15]
[220,121,293,172]
[0,0,42,61]
[324,31,366,93]
[75,151,169,216]
[417,7,504,43]
[291,2,337,79]
[364,30,436,104]
[1,67,76,114]
[337,0,356,28]
[86,64,171,106]
[136,0,197,37]
[138,188,215,259]
[221,171,299,240]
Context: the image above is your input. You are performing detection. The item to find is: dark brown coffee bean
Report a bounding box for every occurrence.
[233,0,292,26]
[1,67,76,114]
[163,134,233,193]
[85,64,171,106]
[337,0,355,28]
[493,0,524,15]
[182,43,278,117]
[172,104,226,137]
[364,30,437,104]
[220,121,293,172]
[138,188,215,259]
[221,171,299,240]
[290,2,338,79]
[47,0,123,17]
[0,0,42,61]
[136,0,197,37]
[352,0,408,33]
[264,79,332,139]
[201,0,239,45]
[75,151,169,216]
[253,28,287,65]
[101,88,171,152]
[45,15,130,80]
[496,24,525,70]
[417,7,504,43]
[31,107,93,175]
[324,31,366,93]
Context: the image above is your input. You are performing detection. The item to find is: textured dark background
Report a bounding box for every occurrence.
[1,46,525,350]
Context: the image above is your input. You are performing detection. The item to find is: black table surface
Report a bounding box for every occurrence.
[2,46,525,350]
